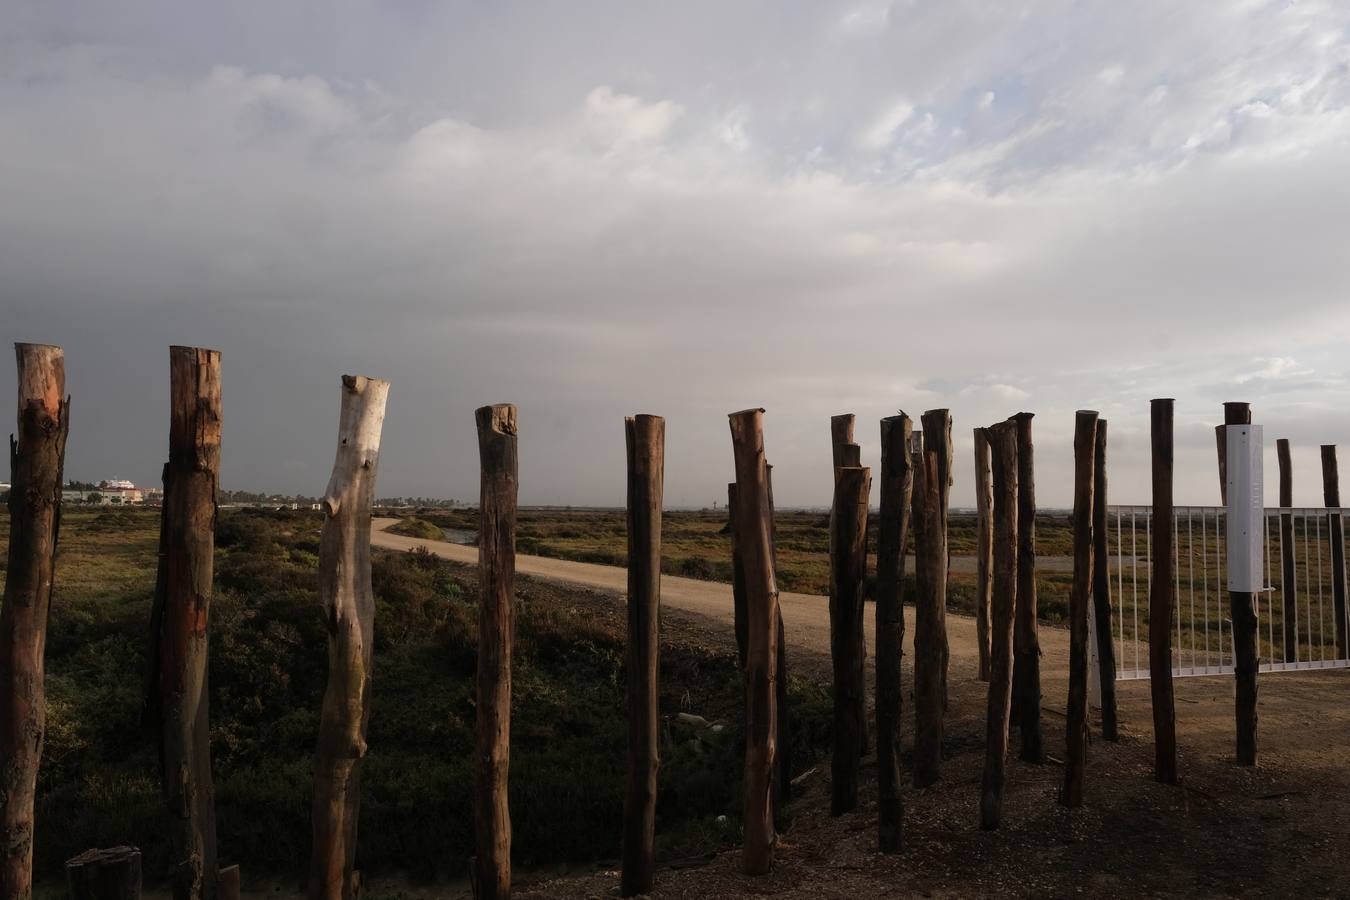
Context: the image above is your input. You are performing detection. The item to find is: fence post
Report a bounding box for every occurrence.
[1150,398,1178,784]
[66,847,142,900]
[767,465,791,811]
[1277,438,1297,661]
[829,465,870,815]
[876,415,912,851]
[621,415,663,897]
[1010,412,1042,762]
[309,375,390,900]
[831,414,855,475]
[474,404,517,900]
[728,483,748,669]
[913,409,951,786]
[1323,445,1348,659]
[146,346,222,900]
[728,409,778,875]
[0,344,69,900]
[979,421,1018,829]
[1221,403,1258,766]
[1062,411,1098,808]
[974,428,993,682]
[1092,419,1119,742]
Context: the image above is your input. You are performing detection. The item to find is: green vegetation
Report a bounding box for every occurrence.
[0,509,830,890]
[387,517,447,541]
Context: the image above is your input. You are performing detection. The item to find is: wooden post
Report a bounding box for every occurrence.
[829,415,868,756]
[728,409,778,875]
[1,344,69,900]
[66,847,142,900]
[979,421,1018,830]
[216,866,240,900]
[1323,445,1348,659]
[829,465,870,815]
[308,376,389,900]
[728,483,748,669]
[1277,438,1297,661]
[767,465,791,810]
[1062,411,1098,808]
[831,414,855,475]
[1222,403,1258,766]
[912,409,951,787]
[474,404,517,899]
[1150,398,1178,785]
[1010,412,1042,762]
[876,415,912,851]
[621,415,663,897]
[146,346,222,900]
[1092,419,1119,742]
[974,428,993,682]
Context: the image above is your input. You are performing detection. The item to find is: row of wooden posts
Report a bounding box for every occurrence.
[3,341,1344,899]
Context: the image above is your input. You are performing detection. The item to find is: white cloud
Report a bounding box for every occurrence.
[584,86,683,146]
[857,99,915,150]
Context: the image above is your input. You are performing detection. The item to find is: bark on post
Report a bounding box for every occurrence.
[1092,419,1119,742]
[66,847,142,900]
[1323,445,1348,659]
[728,409,778,875]
[728,483,748,670]
[1010,412,1042,762]
[767,465,791,810]
[308,376,390,900]
[979,421,1018,830]
[0,344,69,900]
[1222,403,1258,766]
[1150,398,1179,785]
[621,415,663,898]
[473,404,518,899]
[1062,411,1098,808]
[974,428,993,682]
[146,347,222,900]
[829,465,870,815]
[1277,439,1297,661]
[913,409,951,787]
[876,415,912,851]
[831,414,855,476]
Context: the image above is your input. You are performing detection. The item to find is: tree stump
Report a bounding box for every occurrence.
[65,846,142,900]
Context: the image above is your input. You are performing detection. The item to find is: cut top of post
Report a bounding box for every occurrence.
[167,346,222,467]
[1321,445,1340,507]
[14,343,65,420]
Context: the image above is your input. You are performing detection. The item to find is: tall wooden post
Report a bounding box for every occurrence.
[728,409,778,875]
[309,376,390,900]
[1150,399,1178,785]
[831,414,855,475]
[1062,411,1098,808]
[1092,419,1119,742]
[876,415,912,851]
[1010,412,1042,762]
[1323,445,1348,659]
[973,428,993,682]
[829,416,867,756]
[728,483,748,669]
[621,415,663,897]
[913,409,951,787]
[475,404,517,900]
[1222,403,1257,765]
[979,421,1017,830]
[767,466,791,810]
[0,344,69,900]
[829,465,870,815]
[1277,439,1297,661]
[146,347,222,900]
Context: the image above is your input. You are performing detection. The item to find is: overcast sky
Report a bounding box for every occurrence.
[4,1,1350,508]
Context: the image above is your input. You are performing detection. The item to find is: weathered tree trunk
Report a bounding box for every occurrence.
[309,375,390,900]
[830,414,855,476]
[876,414,912,851]
[621,415,663,898]
[912,410,951,787]
[1323,445,1348,659]
[767,465,791,811]
[1010,412,1042,762]
[979,421,1018,830]
[728,409,778,875]
[828,415,868,757]
[1150,398,1178,785]
[973,428,993,682]
[1092,419,1119,742]
[1062,411,1098,808]
[1222,403,1258,766]
[474,405,517,899]
[829,465,870,815]
[1277,438,1297,661]
[147,346,222,900]
[1,344,69,900]
[66,847,141,900]
[728,483,748,670]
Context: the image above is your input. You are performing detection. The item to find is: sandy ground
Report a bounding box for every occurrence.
[371,519,1350,899]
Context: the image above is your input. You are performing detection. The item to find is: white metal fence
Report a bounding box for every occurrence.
[1106,505,1350,680]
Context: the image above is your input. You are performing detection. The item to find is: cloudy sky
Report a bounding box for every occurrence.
[4,1,1350,508]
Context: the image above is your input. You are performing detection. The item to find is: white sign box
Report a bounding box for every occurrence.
[1226,424,1264,592]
